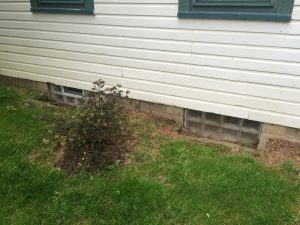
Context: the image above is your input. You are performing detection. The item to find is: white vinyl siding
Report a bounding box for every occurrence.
[0,0,300,128]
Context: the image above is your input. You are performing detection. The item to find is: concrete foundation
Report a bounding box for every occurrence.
[0,76,48,93]
[258,123,300,150]
[124,98,184,124]
[1,75,299,150]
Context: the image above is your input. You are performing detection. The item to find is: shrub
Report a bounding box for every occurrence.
[55,80,130,173]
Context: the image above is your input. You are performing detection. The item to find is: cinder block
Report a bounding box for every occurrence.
[257,132,300,151]
[153,103,165,113]
[37,83,48,92]
[285,128,300,139]
[166,105,183,117]
[262,124,287,136]
[123,98,184,124]
[262,123,300,139]
[0,75,49,93]
[150,111,183,124]
[258,123,300,150]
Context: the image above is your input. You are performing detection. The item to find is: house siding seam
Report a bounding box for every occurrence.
[0,0,300,129]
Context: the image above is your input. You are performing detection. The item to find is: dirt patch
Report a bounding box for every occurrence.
[28,148,42,161]
[53,140,66,168]
[161,122,181,139]
[262,138,300,165]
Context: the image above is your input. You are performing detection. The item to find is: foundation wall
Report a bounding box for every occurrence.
[1,75,299,150]
[258,124,300,150]
[0,75,48,93]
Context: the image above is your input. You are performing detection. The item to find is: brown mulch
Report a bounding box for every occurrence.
[262,138,300,165]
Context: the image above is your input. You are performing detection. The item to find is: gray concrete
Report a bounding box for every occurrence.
[0,75,49,93]
[124,98,184,124]
[258,123,300,150]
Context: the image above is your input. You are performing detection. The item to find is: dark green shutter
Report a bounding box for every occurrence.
[30,0,94,14]
[178,0,295,21]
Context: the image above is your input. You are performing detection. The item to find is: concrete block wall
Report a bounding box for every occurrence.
[258,123,300,150]
[0,75,184,124]
[0,75,48,93]
[1,75,300,150]
[124,98,184,124]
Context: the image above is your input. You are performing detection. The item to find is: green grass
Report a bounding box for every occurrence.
[0,83,299,225]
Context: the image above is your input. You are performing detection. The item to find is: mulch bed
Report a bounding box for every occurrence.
[263,138,300,165]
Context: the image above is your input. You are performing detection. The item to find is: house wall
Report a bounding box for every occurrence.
[0,0,300,129]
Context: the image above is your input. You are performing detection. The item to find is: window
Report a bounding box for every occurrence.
[178,0,294,21]
[30,0,94,14]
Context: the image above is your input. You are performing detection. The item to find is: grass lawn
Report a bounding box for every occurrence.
[0,83,299,225]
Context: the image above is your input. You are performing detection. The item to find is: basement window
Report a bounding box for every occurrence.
[185,109,262,148]
[178,0,294,21]
[49,84,84,105]
[30,0,94,14]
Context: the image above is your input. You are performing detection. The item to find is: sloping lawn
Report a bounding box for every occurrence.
[0,83,299,225]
